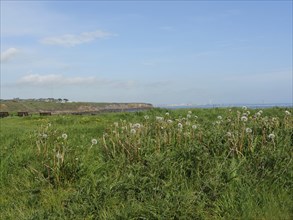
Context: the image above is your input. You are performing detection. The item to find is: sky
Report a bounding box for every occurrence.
[1,0,292,105]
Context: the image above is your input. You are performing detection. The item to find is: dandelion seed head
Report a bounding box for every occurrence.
[130,129,136,134]
[167,119,173,124]
[144,115,149,120]
[187,114,192,118]
[188,111,192,114]
[285,110,291,116]
[241,116,248,122]
[194,115,198,119]
[165,112,170,116]
[178,123,183,129]
[242,106,247,110]
[192,125,197,130]
[114,122,119,127]
[268,133,275,139]
[256,112,261,117]
[217,116,222,120]
[133,123,141,129]
[245,128,252,133]
[156,116,164,121]
[62,133,68,140]
[56,152,62,159]
[91,138,98,145]
[42,134,48,138]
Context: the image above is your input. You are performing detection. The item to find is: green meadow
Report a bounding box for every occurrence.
[1,107,292,219]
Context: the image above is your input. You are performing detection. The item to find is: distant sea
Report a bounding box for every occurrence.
[156,103,293,109]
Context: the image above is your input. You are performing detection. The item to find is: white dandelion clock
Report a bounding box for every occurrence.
[144,115,149,120]
[242,106,247,110]
[133,123,141,129]
[91,138,98,145]
[245,128,252,133]
[241,116,248,122]
[130,129,136,134]
[268,133,275,140]
[178,123,183,129]
[156,116,164,121]
[192,125,197,130]
[167,119,173,124]
[165,112,170,116]
[285,110,291,116]
[62,133,68,140]
[217,116,222,120]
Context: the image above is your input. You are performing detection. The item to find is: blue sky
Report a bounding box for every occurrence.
[1,1,292,105]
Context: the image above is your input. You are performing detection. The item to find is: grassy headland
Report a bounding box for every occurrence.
[0,99,153,114]
[0,107,292,219]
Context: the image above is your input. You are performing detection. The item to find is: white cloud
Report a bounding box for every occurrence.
[1,48,20,62]
[40,30,114,47]
[18,74,98,86]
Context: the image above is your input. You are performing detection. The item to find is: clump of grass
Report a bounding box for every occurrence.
[29,122,81,187]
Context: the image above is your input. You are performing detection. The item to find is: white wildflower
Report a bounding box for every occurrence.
[133,123,141,129]
[91,138,98,145]
[285,110,291,116]
[144,115,149,120]
[178,123,183,129]
[62,133,68,140]
[165,112,170,116]
[242,106,247,110]
[187,114,192,118]
[156,116,164,121]
[192,125,197,130]
[217,116,222,120]
[245,128,252,133]
[188,111,192,114]
[42,134,48,138]
[194,115,198,119]
[268,133,275,139]
[167,119,173,124]
[226,132,232,137]
[56,152,62,159]
[241,116,248,122]
[114,122,119,127]
[256,112,261,117]
[130,129,136,134]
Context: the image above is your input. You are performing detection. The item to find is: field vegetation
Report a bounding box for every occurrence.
[1,107,292,219]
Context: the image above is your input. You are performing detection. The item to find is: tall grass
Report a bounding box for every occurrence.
[0,108,292,219]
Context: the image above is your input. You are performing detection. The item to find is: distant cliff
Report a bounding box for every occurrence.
[0,99,153,114]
